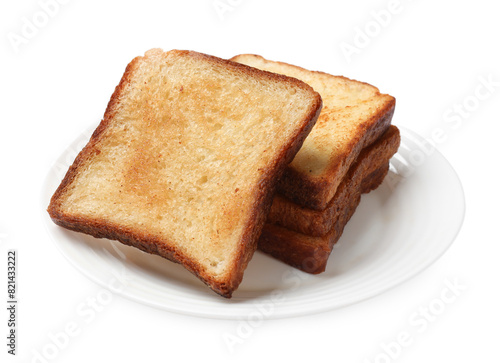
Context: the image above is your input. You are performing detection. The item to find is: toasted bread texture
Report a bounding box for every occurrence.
[48,49,322,298]
[231,54,395,210]
[259,126,400,273]
[268,125,401,236]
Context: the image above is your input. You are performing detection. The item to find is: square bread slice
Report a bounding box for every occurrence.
[230,54,395,210]
[259,126,401,273]
[48,49,322,298]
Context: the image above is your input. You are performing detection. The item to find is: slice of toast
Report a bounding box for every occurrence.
[230,54,395,210]
[48,49,322,298]
[259,126,400,273]
[268,126,401,236]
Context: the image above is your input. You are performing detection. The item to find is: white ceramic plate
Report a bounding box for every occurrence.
[42,126,465,319]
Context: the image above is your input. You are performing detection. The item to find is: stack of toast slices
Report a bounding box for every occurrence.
[231,55,400,274]
[48,49,400,298]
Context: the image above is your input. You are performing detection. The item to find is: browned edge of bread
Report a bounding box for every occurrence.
[277,99,395,211]
[47,49,322,298]
[259,163,389,274]
[230,54,392,95]
[258,126,401,273]
[268,125,401,236]
[230,54,396,212]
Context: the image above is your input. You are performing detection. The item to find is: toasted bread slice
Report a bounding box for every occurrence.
[259,126,400,273]
[268,125,401,236]
[48,49,322,298]
[231,54,395,210]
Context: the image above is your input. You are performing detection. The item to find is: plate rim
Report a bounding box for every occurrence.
[41,126,466,319]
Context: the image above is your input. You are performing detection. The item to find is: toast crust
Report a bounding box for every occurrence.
[48,49,322,298]
[259,164,389,274]
[268,125,401,236]
[258,126,401,273]
[277,100,394,210]
[231,54,396,210]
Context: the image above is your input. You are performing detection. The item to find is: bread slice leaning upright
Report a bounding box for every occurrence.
[48,49,322,298]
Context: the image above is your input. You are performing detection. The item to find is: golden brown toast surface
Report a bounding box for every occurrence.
[231,54,395,210]
[48,49,322,297]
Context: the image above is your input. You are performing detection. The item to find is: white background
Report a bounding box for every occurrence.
[1,0,499,362]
